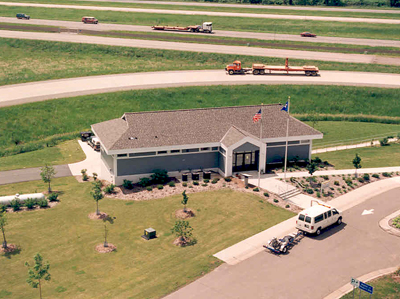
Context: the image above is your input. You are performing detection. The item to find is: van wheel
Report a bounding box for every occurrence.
[316,228,321,236]
[337,217,342,225]
[228,70,234,75]
[281,246,288,254]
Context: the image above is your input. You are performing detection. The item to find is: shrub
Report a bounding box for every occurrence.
[224,177,231,182]
[285,204,290,208]
[10,198,22,211]
[316,192,321,198]
[82,174,89,181]
[380,138,389,146]
[334,181,339,186]
[273,199,279,203]
[182,182,187,187]
[123,179,134,189]
[342,185,346,189]
[104,184,116,194]
[168,181,176,187]
[92,180,102,190]
[150,169,169,184]
[202,183,208,187]
[188,185,193,188]
[321,175,329,180]
[146,186,152,191]
[372,173,380,178]
[138,177,150,187]
[25,198,36,209]
[81,169,87,175]
[312,157,322,164]
[193,181,199,186]
[0,204,6,213]
[92,172,98,180]
[253,187,259,192]
[211,178,218,184]
[357,177,364,183]
[47,193,58,202]
[157,185,163,190]
[345,179,353,186]
[363,173,370,181]
[383,172,392,177]
[306,189,314,194]
[38,199,49,208]
[264,192,269,197]
[203,179,209,183]
[311,176,317,182]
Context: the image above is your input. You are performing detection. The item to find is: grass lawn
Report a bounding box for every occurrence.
[1,39,400,87]
[10,0,400,19]
[0,178,294,298]
[0,140,85,171]
[312,143,400,169]
[1,5,400,40]
[340,273,400,298]
[1,84,400,154]
[308,121,400,148]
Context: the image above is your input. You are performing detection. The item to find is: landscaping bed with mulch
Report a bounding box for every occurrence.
[95,243,116,253]
[284,171,400,201]
[389,215,400,231]
[0,244,19,254]
[88,212,108,220]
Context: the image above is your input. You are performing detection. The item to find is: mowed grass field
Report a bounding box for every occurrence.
[1,39,400,87]
[0,178,294,298]
[1,5,400,40]
[9,0,400,19]
[1,85,400,153]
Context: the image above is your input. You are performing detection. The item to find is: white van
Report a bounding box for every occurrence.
[296,202,343,236]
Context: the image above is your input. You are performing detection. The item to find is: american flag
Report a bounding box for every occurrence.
[253,109,262,123]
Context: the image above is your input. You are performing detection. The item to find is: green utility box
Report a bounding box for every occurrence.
[142,228,156,240]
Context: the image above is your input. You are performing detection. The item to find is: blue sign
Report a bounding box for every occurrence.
[359,281,374,294]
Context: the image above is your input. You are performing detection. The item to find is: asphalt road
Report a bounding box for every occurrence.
[0,165,72,185]
[164,187,400,299]
[2,69,400,108]
[78,0,400,14]
[2,17,400,48]
[2,2,400,24]
[3,30,400,66]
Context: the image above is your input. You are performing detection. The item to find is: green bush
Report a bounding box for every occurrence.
[168,181,176,187]
[82,174,89,181]
[193,181,199,186]
[372,173,380,178]
[363,173,370,181]
[38,199,49,208]
[253,187,259,192]
[345,179,353,186]
[81,169,87,175]
[273,199,279,203]
[10,198,22,211]
[321,175,329,180]
[312,157,322,164]
[285,204,290,208]
[151,169,169,184]
[393,216,400,229]
[357,177,364,183]
[182,182,187,187]
[334,181,339,186]
[380,138,389,146]
[47,193,59,202]
[0,204,6,213]
[157,185,163,190]
[92,172,98,180]
[316,192,321,198]
[24,198,36,209]
[188,185,193,188]
[146,186,152,191]
[138,177,150,187]
[224,177,231,182]
[104,184,116,194]
[306,189,314,194]
[202,183,208,187]
[123,179,134,189]
[211,178,218,184]
[382,172,392,177]
[203,179,209,183]
[264,192,269,197]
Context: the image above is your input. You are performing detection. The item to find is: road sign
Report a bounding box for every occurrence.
[359,281,374,294]
[350,277,360,288]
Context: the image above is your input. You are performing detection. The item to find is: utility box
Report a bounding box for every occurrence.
[203,171,211,180]
[142,228,156,240]
[242,174,252,188]
[182,173,188,181]
[192,172,200,181]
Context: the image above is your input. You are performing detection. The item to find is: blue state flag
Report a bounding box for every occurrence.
[281,101,289,112]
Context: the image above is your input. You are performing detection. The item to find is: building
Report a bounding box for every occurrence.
[92,104,322,184]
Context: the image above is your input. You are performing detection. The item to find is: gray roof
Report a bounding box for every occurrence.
[92,104,322,152]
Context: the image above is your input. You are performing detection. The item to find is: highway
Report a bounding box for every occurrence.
[2,2,400,24]
[2,17,400,48]
[1,69,400,107]
[2,30,400,66]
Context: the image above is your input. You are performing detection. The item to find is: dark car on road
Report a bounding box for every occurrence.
[300,32,317,38]
[16,13,30,20]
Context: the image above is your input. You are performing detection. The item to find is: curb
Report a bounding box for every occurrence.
[324,265,400,299]
[379,209,400,237]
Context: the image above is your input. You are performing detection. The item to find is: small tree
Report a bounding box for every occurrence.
[306,162,318,183]
[353,153,362,177]
[25,253,51,299]
[181,190,189,212]
[171,220,193,244]
[0,212,8,249]
[90,183,104,215]
[40,164,56,193]
[102,215,116,248]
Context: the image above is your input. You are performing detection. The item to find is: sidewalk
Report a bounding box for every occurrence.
[214,176,400,265]
[312,137,398,154]
[68,140,101,176]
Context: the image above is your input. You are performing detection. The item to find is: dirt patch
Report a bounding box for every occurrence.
[88,212,108,220]
[95,243,116,253]
[175,208,195,219]
[0,244,18,254]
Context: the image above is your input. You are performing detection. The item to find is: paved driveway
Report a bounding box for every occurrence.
[0,165,71,185]
[164,187,400,299]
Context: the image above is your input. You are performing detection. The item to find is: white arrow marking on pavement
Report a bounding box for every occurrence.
[362,209,374,215]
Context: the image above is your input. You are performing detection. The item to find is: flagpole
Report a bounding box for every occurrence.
[258,103,263,188]
[283,97,290,183]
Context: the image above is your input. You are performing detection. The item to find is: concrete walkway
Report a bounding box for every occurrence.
[68,140,101,177]
[214,176,400,265]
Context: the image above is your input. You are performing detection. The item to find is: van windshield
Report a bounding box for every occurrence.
[305,216,311,223]
[298,214,305,221]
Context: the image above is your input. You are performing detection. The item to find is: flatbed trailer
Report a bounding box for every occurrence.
[152,22,212,33]
[225,58,319,76]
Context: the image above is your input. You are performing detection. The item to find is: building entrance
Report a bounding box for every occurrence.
[232,151,259,172]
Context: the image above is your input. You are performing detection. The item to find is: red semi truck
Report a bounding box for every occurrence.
[225,58,319,76]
